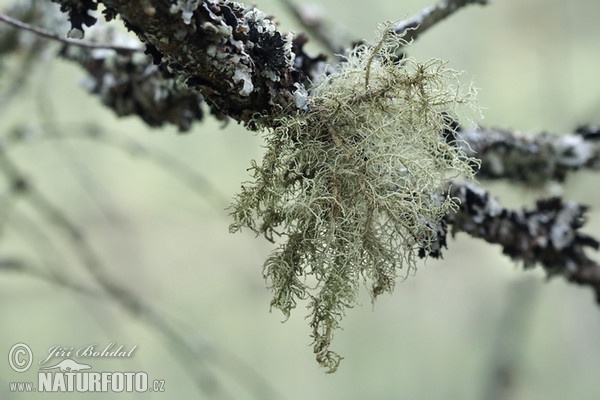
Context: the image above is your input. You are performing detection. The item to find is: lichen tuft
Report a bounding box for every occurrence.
[230,25,479,373]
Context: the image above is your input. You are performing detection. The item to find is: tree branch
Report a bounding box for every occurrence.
[432,181,600,303]
[60,42,207,131]
[51,0,320,125]
[0,12,140,52]
[43,0,490,129]
[394,0,488,43]
[454,125,600,184]
[277,0,340,54]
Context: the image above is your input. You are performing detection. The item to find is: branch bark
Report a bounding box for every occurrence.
[394,0,489,43]
[455,125,600,184]
[432,182,600,303]
[61,43,207,132]
[51,0,322,125]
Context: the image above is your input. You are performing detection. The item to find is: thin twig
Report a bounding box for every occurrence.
[278,0,340,54]
[394,0,488,43]
[0,258,105,298]
[0,12,141,52]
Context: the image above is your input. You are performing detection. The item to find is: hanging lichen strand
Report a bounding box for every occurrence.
[230,26,479,373]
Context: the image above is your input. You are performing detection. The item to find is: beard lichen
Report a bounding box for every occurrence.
[229,26,478,373]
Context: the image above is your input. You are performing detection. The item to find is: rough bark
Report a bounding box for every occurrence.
[429,182,600,302]
[52,0,325,125]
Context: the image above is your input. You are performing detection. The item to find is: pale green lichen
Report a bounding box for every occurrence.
[230,26,479,373]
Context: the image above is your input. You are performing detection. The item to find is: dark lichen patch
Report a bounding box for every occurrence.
[62,37,204,132]
[51,0,98,35]
[247,21,288,69]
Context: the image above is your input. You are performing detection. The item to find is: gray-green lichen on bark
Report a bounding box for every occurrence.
[46,1,480,371]
[230,28,478,372]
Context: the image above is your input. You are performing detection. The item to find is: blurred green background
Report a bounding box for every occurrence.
[1,0,600,399]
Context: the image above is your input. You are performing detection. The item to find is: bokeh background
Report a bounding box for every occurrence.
[1,0,600,399]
